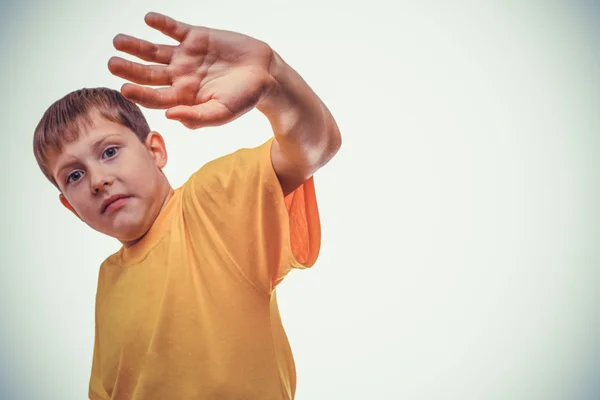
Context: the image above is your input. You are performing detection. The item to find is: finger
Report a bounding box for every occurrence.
[166,101,236,129]
[121,83,180,109]
[108,57,171,86]
[144,12,192,43]
[113,34,174,64]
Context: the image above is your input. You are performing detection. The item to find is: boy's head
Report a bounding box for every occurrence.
[34,87,172,246]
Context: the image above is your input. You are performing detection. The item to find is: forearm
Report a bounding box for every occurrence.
[256,50,341,171]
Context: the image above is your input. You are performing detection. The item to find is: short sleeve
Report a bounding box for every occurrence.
[181,138,321,294]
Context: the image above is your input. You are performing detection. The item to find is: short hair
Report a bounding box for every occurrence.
[33,87,151,187]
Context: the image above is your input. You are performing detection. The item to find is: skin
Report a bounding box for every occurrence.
[108,12,342,196]
[54,11,341,249]
[51,113,173,247]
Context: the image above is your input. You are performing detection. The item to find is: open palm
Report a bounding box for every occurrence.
[107,12,275,129]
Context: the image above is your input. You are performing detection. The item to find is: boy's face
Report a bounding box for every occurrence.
[50,112,171,245]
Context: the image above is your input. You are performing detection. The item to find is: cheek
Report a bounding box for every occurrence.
[67,189,94,216]
[125,158,161,187]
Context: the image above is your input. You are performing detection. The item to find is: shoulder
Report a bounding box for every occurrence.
[197,139,272,174]
[96,244,133,289]
[182,139,275,194]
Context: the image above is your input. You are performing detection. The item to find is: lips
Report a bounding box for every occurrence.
[101,194,131,213]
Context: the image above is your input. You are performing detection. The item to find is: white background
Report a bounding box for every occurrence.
[1,0,599,399]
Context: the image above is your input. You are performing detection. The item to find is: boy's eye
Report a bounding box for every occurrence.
[67,170,83,184]
[102,146,119,159]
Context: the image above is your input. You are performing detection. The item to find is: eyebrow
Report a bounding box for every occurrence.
[53,133,123,179]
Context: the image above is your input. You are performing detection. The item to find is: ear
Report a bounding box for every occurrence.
[144,131,168,169]
[59,193,80,219]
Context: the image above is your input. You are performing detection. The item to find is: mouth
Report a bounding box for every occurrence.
[102,194,131,214]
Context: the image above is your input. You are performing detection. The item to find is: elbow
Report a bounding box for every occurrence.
[322,115,341,165]
[331,124,342,153]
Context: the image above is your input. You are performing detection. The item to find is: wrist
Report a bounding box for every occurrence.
[257,51,293,119]
[257,51,324,134]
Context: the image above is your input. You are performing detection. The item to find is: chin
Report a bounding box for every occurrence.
[114,222,152,243]
[95,217,152,244]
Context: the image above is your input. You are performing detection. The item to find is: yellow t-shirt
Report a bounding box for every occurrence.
[88,138,321,400]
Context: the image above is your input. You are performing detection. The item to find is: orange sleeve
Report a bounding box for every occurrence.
[181,137,321,294]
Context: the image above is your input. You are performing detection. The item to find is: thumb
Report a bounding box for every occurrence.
[166,101,235,129]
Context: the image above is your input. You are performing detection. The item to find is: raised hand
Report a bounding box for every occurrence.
[107,12,275,129]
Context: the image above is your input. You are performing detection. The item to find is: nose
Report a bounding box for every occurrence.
[89,166,114,194]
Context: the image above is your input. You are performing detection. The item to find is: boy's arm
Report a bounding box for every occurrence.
[257,51,341,195]
[107,12,341,196]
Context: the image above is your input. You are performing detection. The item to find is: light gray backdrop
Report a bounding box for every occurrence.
[1,0,599,399]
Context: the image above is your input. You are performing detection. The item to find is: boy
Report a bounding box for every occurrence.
[33,11,341,400]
